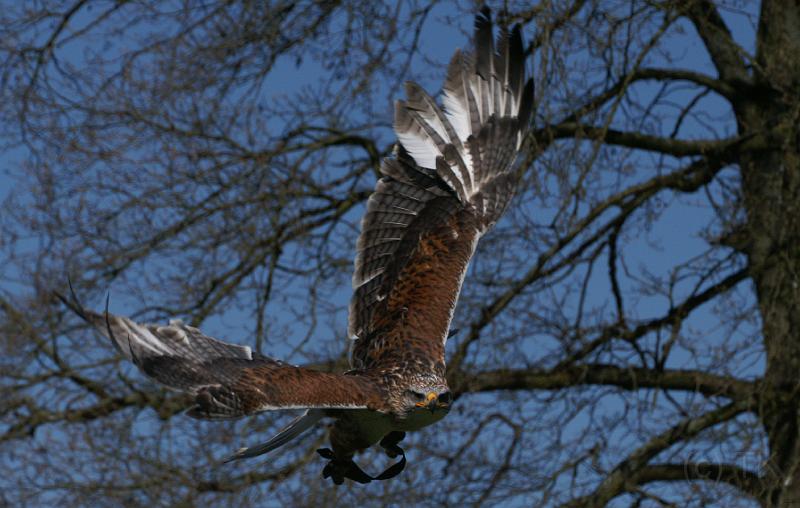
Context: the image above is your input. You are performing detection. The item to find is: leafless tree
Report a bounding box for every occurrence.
[1,1,797,506]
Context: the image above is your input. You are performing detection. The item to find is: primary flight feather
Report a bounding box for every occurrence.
[56,7,533,485]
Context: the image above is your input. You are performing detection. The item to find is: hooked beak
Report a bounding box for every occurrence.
[416,392,438,412]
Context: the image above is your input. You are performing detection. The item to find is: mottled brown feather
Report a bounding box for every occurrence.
[53,300,388,418]
[189,362,388,418]
[351,205,480,371]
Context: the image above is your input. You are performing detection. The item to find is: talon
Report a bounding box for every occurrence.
[380,431,406,458]
[318,450,372,484]
[317,448,335,460]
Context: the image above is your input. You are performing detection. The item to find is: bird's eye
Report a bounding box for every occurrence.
[408,390,425,401]
[438,392,452,404]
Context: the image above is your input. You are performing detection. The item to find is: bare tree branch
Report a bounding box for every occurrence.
[457,363,754,402]
[560,400,753,507]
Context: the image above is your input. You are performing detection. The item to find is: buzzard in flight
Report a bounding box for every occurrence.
[57,7,533,484]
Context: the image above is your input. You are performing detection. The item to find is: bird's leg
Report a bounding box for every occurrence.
[316,448,373,485]
[316,434,407,484]
[379,431,406,458]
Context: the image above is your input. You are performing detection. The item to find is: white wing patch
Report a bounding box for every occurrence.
[392,14,532,215]
[442,88,471,142]
[119,317,176,357]
[395,130,440,170]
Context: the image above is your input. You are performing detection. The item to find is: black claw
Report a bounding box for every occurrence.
[318,449,372,484]
[317,448,335,460]
[318,442,407,484]
[380,431,406,458]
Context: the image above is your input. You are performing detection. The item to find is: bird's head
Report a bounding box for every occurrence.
[401,382,452,416]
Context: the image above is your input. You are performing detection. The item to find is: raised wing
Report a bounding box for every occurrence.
[55,291,385,420]
[349,8,533,370]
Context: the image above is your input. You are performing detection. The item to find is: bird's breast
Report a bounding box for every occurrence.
[332,406,449,456]
[334,409,397,451]
[394,407,449,431]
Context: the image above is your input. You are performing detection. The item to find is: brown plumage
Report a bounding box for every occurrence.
[56,6,533,485]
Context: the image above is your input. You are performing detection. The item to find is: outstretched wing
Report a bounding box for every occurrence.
[55,291,385,420]
[349,8,533,370]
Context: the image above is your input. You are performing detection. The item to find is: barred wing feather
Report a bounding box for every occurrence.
[349,7,533,367]
[55,292,383,419]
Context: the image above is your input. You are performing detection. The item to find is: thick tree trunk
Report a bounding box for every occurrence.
[737,1,800,505]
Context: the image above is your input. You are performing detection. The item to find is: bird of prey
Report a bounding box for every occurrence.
[56,7,533,485]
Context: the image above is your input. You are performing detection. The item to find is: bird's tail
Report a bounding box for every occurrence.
[222,409,325,462]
